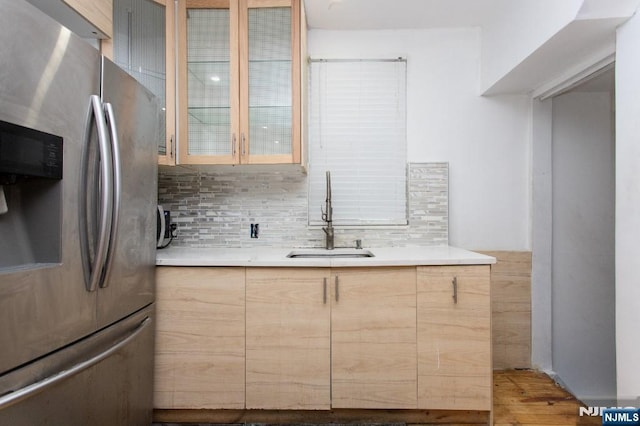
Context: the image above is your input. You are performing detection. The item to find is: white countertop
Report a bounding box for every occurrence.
[156,246,496,267]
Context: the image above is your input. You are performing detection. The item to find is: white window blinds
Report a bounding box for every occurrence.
[308,59,407,226]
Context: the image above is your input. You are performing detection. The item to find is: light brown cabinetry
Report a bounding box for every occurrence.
[177,0,304,165]
[64,0,113,38]
[331,267,417,409]
[417,265,492,410]
[154,267,245,409]
[245,268,331,409]
[245,267,416,410]
[154,264,491,412]
[156,0,177,166]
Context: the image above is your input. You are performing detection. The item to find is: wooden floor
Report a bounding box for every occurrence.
[493,370,600,426]
[154,370,600,426]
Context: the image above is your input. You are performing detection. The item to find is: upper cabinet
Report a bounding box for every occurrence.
[178,0,304,165]
[25,0,113,39]
[63,0,113,38]
[112,0,176,165]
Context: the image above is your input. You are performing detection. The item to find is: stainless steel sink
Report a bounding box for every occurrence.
[286,248,375,258]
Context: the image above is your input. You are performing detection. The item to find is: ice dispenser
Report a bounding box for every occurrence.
[0,119,63,269]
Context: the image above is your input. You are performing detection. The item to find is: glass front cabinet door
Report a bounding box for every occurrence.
[178,0,303,165]
[113,0,177,165]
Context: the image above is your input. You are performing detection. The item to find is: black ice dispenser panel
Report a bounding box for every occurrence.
[0,120,62,270]
[0,120,63,181]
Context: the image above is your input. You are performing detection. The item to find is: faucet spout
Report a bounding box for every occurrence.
[322,225,334,250]
[321,171,334,250]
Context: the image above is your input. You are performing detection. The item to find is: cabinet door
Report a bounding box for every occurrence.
[154,267,245,409]
[331,267,417,409]
[246,268,331,409]
[178,0,240,164]
[112,0,176,165]
[417,265,491,410]
[239,0,301,164]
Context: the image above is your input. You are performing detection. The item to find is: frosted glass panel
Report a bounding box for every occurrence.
[247,7,292,156]
[248,106,292,155]
[248,61,291,107]
[187,9,231,156]
[188,9,230,62]
[113,0,166,154]
[248,8,291,60]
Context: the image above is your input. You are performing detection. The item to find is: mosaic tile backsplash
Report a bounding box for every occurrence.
[158,163,448,248]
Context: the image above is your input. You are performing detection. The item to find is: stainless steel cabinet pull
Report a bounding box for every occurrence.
[335,276,339,302]
[323,278,327,304]
[241,133,246,156]
[452,276,458,304]
[232,133,237,156]
[169,134,174,158]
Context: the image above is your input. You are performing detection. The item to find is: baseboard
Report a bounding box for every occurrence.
[153,408,491,425]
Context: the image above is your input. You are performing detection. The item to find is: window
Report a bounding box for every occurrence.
[308,58,407,226]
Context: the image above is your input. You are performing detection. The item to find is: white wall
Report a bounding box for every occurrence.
[481,0,583,92]
[531,98,553,372]
[578,0,640,20]
[615,11,640,405]
[551,91,616,404]
[308,28,531,251]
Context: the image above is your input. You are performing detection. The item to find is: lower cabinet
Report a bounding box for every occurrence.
[331,267,417,409]
[417,265,492,410]
[245,268,331,409]
[245,266,416,410]
[154,267,246,409]
[154,264,491,412]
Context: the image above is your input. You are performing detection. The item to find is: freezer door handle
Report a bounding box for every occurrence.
[0,317,151,411]
[79,95,114,292]
[100,102,122,288]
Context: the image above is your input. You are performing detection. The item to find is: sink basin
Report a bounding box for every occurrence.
[286,248,375,258]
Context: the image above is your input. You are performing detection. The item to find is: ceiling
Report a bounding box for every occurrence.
[303,0,512,30]
[303,0,624,96]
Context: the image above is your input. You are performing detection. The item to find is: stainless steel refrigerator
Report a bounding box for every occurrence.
[0,0,159,424]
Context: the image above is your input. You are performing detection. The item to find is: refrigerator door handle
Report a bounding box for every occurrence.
[80,94,114,292]
[0,317,151,411]
[100,102,121,288]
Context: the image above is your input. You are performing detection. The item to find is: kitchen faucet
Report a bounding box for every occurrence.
[321,171,334,250]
